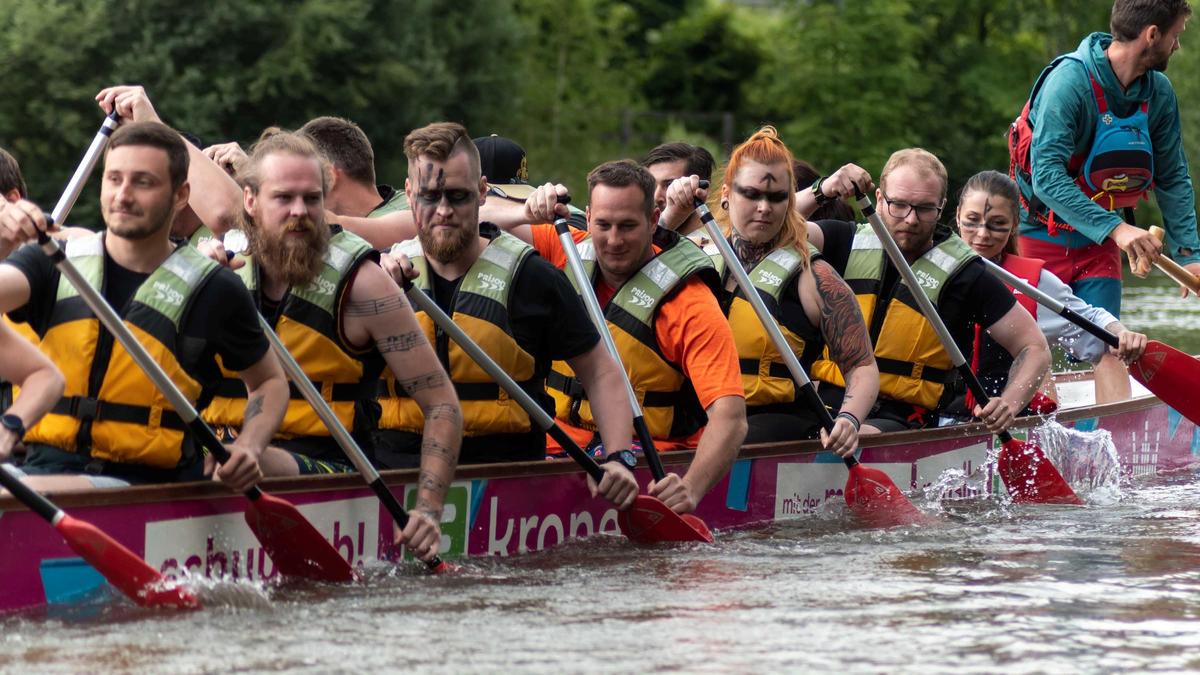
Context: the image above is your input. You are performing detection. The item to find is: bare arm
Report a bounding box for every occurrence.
[684,395,747,499]
[0,322,64,461]
[183,141,242,236]
[230,350,289,458]
[344,263,462,520]
[336,211,418,250]
[564,342,633,454]
[986,303,1052,414]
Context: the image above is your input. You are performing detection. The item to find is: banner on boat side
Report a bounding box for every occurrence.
[146,497,380,582]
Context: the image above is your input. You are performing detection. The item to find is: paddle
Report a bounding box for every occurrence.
[981,257,1200,425]
[690,192,925,527]
[34,114,354,583]
[254,314,448,573]
[0,463,198,608]
[1148,226,1200,296]
[398,278,690,543]
[552,203,714,543]
[852,190,1081,505]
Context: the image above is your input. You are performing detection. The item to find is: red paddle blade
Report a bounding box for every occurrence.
[996,437,1082,505]
[244,492,356,582]
[843,464,926,527]
[1130,341,1200,425]
[56,514,199,609]
[617,495,714,544]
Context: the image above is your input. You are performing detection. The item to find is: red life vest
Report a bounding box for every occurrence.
[966,254,1047,412]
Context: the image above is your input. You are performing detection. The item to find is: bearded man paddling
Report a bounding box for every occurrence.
[200,130,462,562]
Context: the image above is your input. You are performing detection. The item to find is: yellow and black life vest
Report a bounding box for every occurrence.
[811,224,977,410]
[379,229,541,436]
[24,233,220,468]
[547,228,719,439]
[700,242,823,410]
[202,228,380,438]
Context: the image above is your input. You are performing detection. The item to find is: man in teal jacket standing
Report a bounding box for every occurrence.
[1012,0,1197,400]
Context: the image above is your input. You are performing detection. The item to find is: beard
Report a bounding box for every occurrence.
[104,201,174,241]
[418,220,477,263]
[245,213,330,288]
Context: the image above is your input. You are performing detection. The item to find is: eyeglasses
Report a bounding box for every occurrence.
[732,184,790,204]
[958,220,1014,235]
[881,191,944,222]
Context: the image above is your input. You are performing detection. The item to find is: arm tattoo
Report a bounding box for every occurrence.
[244,394,265,424]
[418,469,446,494]
[813,261,874,369]
[398,370,448,395]
[344,296,406,317]
[420,439,459,464]
[376,330,424,354]
[423,403,461,423]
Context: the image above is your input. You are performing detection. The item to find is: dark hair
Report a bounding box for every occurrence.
[1111,0,1192,41]
[107,122,190,191]
[641,142,715,182]
[240,128,330,195]
[299,116,376,186]
[587,160,656,217]
[403,122,480,179]
[0,147,27,198]
[958,170,1022,255]
[793,158,857,222]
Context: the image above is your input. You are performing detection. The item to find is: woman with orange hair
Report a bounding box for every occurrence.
[712,127,878,452]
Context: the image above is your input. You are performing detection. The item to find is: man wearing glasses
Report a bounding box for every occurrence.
[808,149,1050,433]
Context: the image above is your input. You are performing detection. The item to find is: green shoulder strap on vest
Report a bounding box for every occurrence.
[843,223,977,304]
[391,238,430,293]
[187,225,216,247]
[136,245,223,328]
[289,230,375,314]
[57,233,106,303]
[457,231,533,306]
[612,229,717,328]
[749,244,807,303]
[563,234,599,296]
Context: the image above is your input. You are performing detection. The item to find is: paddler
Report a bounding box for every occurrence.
[0,315,64,471]
[375,122,638,510]
[517,160,747,516]
[0,120,289,492]
[946,170,1148,415]
[809,149,1052,434]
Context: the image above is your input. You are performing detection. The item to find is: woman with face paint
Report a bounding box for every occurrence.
[710,127,878,455]
[951,170,1148,415]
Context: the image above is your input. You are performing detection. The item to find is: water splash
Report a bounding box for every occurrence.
[1030,419,1123,503]
[175,570,274,610]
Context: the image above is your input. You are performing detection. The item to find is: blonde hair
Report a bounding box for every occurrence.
[879,147,948,201]
[716,125,809,258]
[239,127,331,195]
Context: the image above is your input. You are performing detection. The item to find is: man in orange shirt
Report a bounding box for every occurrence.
[515,160,747,515]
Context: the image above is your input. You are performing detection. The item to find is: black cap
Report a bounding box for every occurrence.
[474,135,528,184]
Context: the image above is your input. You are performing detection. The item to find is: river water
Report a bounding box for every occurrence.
[1,274,1198,674]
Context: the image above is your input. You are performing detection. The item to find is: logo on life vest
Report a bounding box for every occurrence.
[1102,112,1113,125]
[305,276,337,298]
[630,286,656,309]
[477,272,506,293]
[914,270,940,291]
[756,269,784,288]
[152,281,184,307]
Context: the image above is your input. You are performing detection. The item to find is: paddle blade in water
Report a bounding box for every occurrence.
[56,514,199,609]
[617,495,714,544]
[244,492,356,582]
[843,464,926,527]
[996,437,1082,505]
[1129,340,1200,425]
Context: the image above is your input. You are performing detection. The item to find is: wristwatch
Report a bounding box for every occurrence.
[1,414,25,441]
[600,449,638,472]
[811,176,835,207]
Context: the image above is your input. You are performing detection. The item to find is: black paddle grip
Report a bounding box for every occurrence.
[367,477,445,573]
[956,364,1015,444]
[1062,307,1121,348]
[633,416,665,481]
[0,464,60,523]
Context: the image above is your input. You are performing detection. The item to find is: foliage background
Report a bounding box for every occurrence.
[0,0,1192,226]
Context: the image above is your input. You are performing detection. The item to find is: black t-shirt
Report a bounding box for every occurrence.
[376,224,600,465]
[4,242,269,397]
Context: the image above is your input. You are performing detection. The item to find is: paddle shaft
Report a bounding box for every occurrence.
[255,315,445,571]
[852,192,1017,444]
[694,204,858,470]
[50,113,120,225]
[1148,226,1200,295]
[402,282,605,483]
[553,218,666,480]
[0,464,61,524]
[981,257,1120,349]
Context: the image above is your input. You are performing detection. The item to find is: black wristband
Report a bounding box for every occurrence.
[811,177,835,207]
[835,411,861,432]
